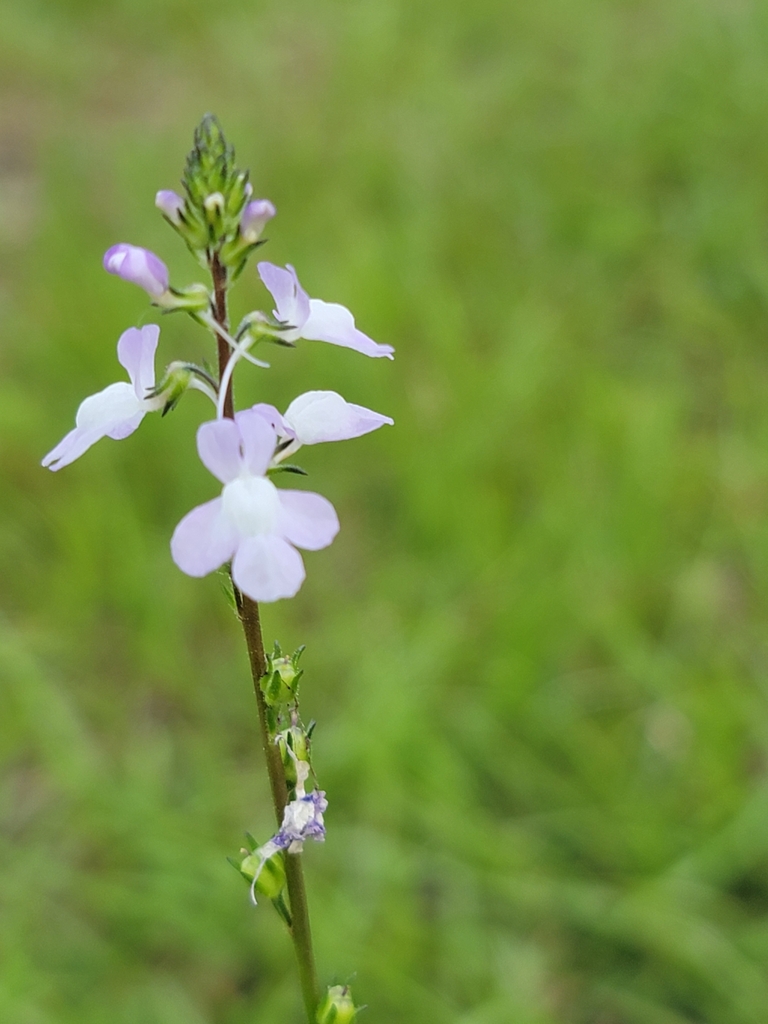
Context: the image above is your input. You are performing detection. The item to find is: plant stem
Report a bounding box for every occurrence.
[210,253,320,1023]
[238,594,320,1023]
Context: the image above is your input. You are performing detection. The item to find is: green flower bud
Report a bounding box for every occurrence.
[183,114,236,208]
[181,115,258,251]
[145,361,218,415]
[261,642,304,706]
[277,723,311,786]
[232,848,286,901]
[155,282,211,313]
[316,985,359,1024]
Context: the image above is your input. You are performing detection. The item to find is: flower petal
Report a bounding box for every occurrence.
[74,381,143,431]
[235,408,277,476]
[170,497,238,577]
[232,534,306,602]
[257,262,310,330]
[277,490,339,551]
[301,299,394,359]
[117,325,159,399]
[107,412,145,440]
[249,402,292,438]
[41,426,106,471]
[284,390,393,444]
[42,381,145,471]
[197,419,243,483]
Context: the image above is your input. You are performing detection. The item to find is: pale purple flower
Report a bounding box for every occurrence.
[42,326,162,472]
[240,199,276,243]
[257,262,394,359]
[251,390,393,462]
[103,243,170,299]
[155,190,185,225]
[170,409,339,602]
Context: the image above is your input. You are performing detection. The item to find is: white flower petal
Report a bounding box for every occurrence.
[232,534,306,602]
[170,497,238,577]
[277,490,339,551]
[117,324,159,399]
[301,299,394,359]
[197,419,243,484]
[257,262,310,331]
[284,390,393,445]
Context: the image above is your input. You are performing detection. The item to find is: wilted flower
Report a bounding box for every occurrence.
[170,410,339,602]
[258,262,394,359]
[42,326,163,471]
[246,759,327,904]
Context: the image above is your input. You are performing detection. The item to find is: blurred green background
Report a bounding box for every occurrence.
[4,0,768,1021]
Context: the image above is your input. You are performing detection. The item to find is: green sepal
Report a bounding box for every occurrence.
[231,847,286,901]
[268,464,308,477]
[218,571,238,613]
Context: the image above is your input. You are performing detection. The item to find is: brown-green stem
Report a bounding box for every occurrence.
[210,252,320,1023]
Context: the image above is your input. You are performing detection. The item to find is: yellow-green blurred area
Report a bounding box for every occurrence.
[5,0,768,1020]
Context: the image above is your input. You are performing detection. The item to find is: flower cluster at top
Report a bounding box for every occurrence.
[42,116,394,604]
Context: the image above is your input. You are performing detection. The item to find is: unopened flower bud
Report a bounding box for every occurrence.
[261,642,304,705]
[155,189,186,225]
[226,172,253,216]
[160,281,210,313]
[234,847,286,900]
[204,191,225,220]
[103,243,169,298]
[146,360,217,414]
[240,199,276,243]
[277,724,311,785]
[316,985,359,1024]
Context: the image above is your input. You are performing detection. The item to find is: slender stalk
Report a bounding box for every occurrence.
[239,594,320,1023]
[209,253,320,1023]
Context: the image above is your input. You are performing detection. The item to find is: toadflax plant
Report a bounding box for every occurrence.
[43,115,393,1023]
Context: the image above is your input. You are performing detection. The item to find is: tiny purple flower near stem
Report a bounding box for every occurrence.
[170,410,339,602]
[257,262,394,359]
[240,199,276,243]
[42,326,164,471]
[155,190,186,225]
[103,243,170,299]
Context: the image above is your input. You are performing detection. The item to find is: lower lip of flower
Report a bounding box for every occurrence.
[222,475,281,536]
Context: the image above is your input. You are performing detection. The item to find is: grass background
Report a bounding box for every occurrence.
[3,0,768,1020]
